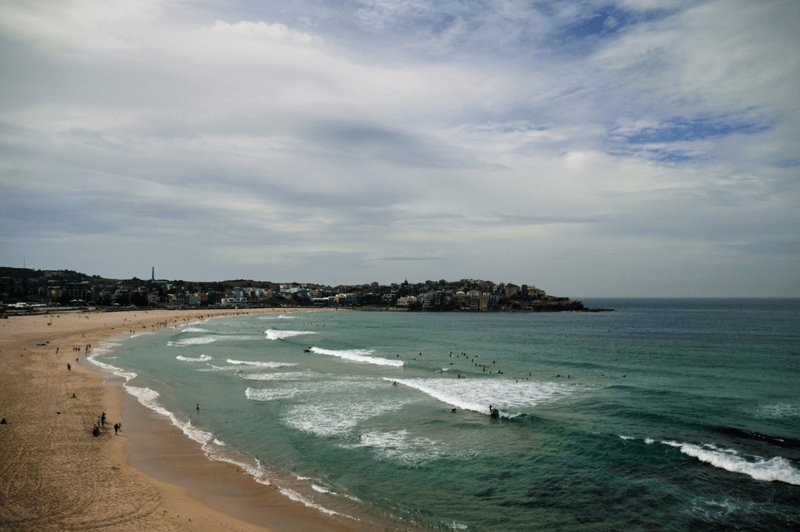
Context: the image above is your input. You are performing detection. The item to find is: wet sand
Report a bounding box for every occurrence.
[0,308,374,532]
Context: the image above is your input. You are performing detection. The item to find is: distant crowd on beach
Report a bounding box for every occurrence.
[90,410,122,438]
[58,344,123,438]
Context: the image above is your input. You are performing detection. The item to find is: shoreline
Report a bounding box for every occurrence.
[0,308,377,532]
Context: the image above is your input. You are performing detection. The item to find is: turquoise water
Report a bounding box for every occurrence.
[91,299,800,531]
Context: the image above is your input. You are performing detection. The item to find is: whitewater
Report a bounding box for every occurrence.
[88,299,800,532]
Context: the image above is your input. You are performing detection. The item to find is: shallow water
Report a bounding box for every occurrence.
[91,299,800,531]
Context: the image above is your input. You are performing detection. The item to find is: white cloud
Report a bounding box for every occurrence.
[209,20,322,45]
[0,0,797,295]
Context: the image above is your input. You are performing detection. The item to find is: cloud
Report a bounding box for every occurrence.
[0,0,798,296]
[729,241,800,256]
[372,256,445,261]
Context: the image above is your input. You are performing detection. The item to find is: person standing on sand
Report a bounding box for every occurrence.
[67,363,70,370]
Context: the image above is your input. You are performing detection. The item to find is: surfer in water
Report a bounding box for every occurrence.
[489,405,499,418]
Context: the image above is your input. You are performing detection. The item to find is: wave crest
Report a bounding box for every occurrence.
[266,329,315,340]
[310,347,403,367]
[176,354,212,362]
[663,441,800,485]
[227,359,297,368]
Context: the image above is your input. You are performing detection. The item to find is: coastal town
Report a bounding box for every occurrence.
[0,267,608,313]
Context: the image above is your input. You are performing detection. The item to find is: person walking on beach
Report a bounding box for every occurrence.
[114,423,119,435]
[67,363,71,371]
[101,412,106,426]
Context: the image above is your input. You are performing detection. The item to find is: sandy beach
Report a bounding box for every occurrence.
[0,308,374,532]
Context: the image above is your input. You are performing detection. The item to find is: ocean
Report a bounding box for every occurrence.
[89,299,800,531]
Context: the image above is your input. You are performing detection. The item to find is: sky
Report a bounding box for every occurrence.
[1,0,798,297]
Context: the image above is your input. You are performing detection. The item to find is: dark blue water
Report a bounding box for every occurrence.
[93,299,800,531]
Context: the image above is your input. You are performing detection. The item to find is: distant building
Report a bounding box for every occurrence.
[505,284,520,298]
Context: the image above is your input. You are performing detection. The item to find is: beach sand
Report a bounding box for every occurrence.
[0,308,375,532]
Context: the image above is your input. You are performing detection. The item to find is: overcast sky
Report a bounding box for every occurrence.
[1,0,798,296]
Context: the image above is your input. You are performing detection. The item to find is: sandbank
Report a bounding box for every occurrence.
[0,308,381,532]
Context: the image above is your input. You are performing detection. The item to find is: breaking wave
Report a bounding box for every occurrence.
[310,347,404,367]
[386,378,573,417]
[176,354,212,362]
[662,441,800,485]
[265,329,315,340]
[227,358,297,368]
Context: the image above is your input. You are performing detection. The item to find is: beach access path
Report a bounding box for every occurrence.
[0,308,370,532]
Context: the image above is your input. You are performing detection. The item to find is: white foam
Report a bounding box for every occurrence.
[227,359,297,368]
[181,326,209,333]
[259,314,295,320]
[620,435,634,440]
[245,387,300,402]
[645,438,655,444]
[278,488,341,516]
[176,354,212,362]
[242,372,309,381]
[198,364,241,372]
[386,378,573,417]
[124,384,278,488]
[265,329,315,340]
[284,397,406,437]
[348,429,453,466]
[305,483,362,503]
[86,340,138,382]
[310,347,404,367]
[84,321,286,499]
[168,336,218,346]
[125,385,214,444]
[662,441,800,485]
[168,335,257,347]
